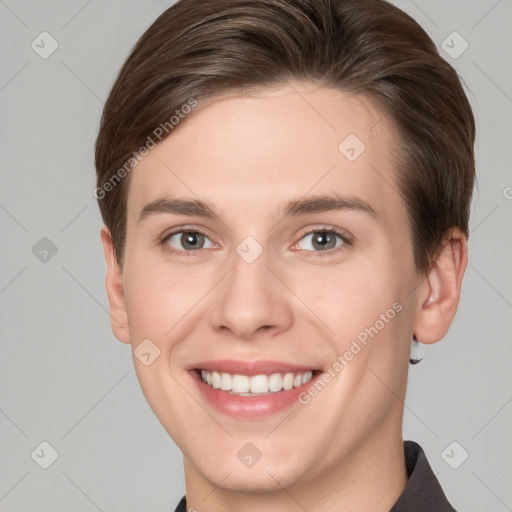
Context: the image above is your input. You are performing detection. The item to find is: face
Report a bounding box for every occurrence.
[106,83,426,496]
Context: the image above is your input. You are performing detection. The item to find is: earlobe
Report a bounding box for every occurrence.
[413,228,468,344]
[100,225,131,344]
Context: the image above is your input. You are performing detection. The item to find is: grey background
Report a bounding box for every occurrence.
[0,0,511,511]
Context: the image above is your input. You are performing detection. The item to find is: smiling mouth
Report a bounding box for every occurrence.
[196,369,317,396]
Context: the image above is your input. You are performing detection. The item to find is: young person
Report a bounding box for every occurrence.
[94,0,475,510]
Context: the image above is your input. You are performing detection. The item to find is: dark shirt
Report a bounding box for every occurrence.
[173,440,456,511]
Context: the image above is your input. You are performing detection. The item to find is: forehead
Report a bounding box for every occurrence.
[126,83,405,228]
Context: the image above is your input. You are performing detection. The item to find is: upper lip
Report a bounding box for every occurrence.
[189,359,320,376]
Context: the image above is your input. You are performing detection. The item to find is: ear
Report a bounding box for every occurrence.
[413,228,468,344]
[100,225,130,344]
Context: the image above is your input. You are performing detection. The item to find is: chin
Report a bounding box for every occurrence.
[204,463,305,495]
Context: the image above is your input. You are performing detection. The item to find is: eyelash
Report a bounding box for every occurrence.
[159,225,352,258]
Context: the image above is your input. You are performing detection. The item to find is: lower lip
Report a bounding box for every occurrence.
[190,370,321,419]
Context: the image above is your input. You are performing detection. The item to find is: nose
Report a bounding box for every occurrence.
[210,245,294,341]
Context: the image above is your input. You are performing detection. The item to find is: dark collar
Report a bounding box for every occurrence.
[390,440,457,511]
[174,440,456,512]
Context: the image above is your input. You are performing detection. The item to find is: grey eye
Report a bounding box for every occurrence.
[166,231,214,251]
[297,231,345,251]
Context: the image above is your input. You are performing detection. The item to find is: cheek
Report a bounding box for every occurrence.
[292,259,404,335]
[123,258,206,337]
[324,262,416,402]
[290,255,414,395]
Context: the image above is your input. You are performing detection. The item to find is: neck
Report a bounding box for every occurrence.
[182,423,408,512]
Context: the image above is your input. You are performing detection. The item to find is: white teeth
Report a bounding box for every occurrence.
[220,372,232,391]
[211,371,221,389]
[232,374,250,393]
[199,369,315,395]
[283,372,294,391]
[268,373,283,392]
[249,374,268,393]
[302,371,312,384]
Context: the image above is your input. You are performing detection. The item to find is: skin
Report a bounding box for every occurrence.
[101,83,467,512]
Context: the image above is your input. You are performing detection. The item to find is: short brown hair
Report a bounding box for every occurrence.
[95,0,475,274]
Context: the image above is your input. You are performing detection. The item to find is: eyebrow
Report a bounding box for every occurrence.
[138,193,377,223]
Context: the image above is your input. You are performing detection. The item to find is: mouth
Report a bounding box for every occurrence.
[188,360,322,419]
[197,369,315,396]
